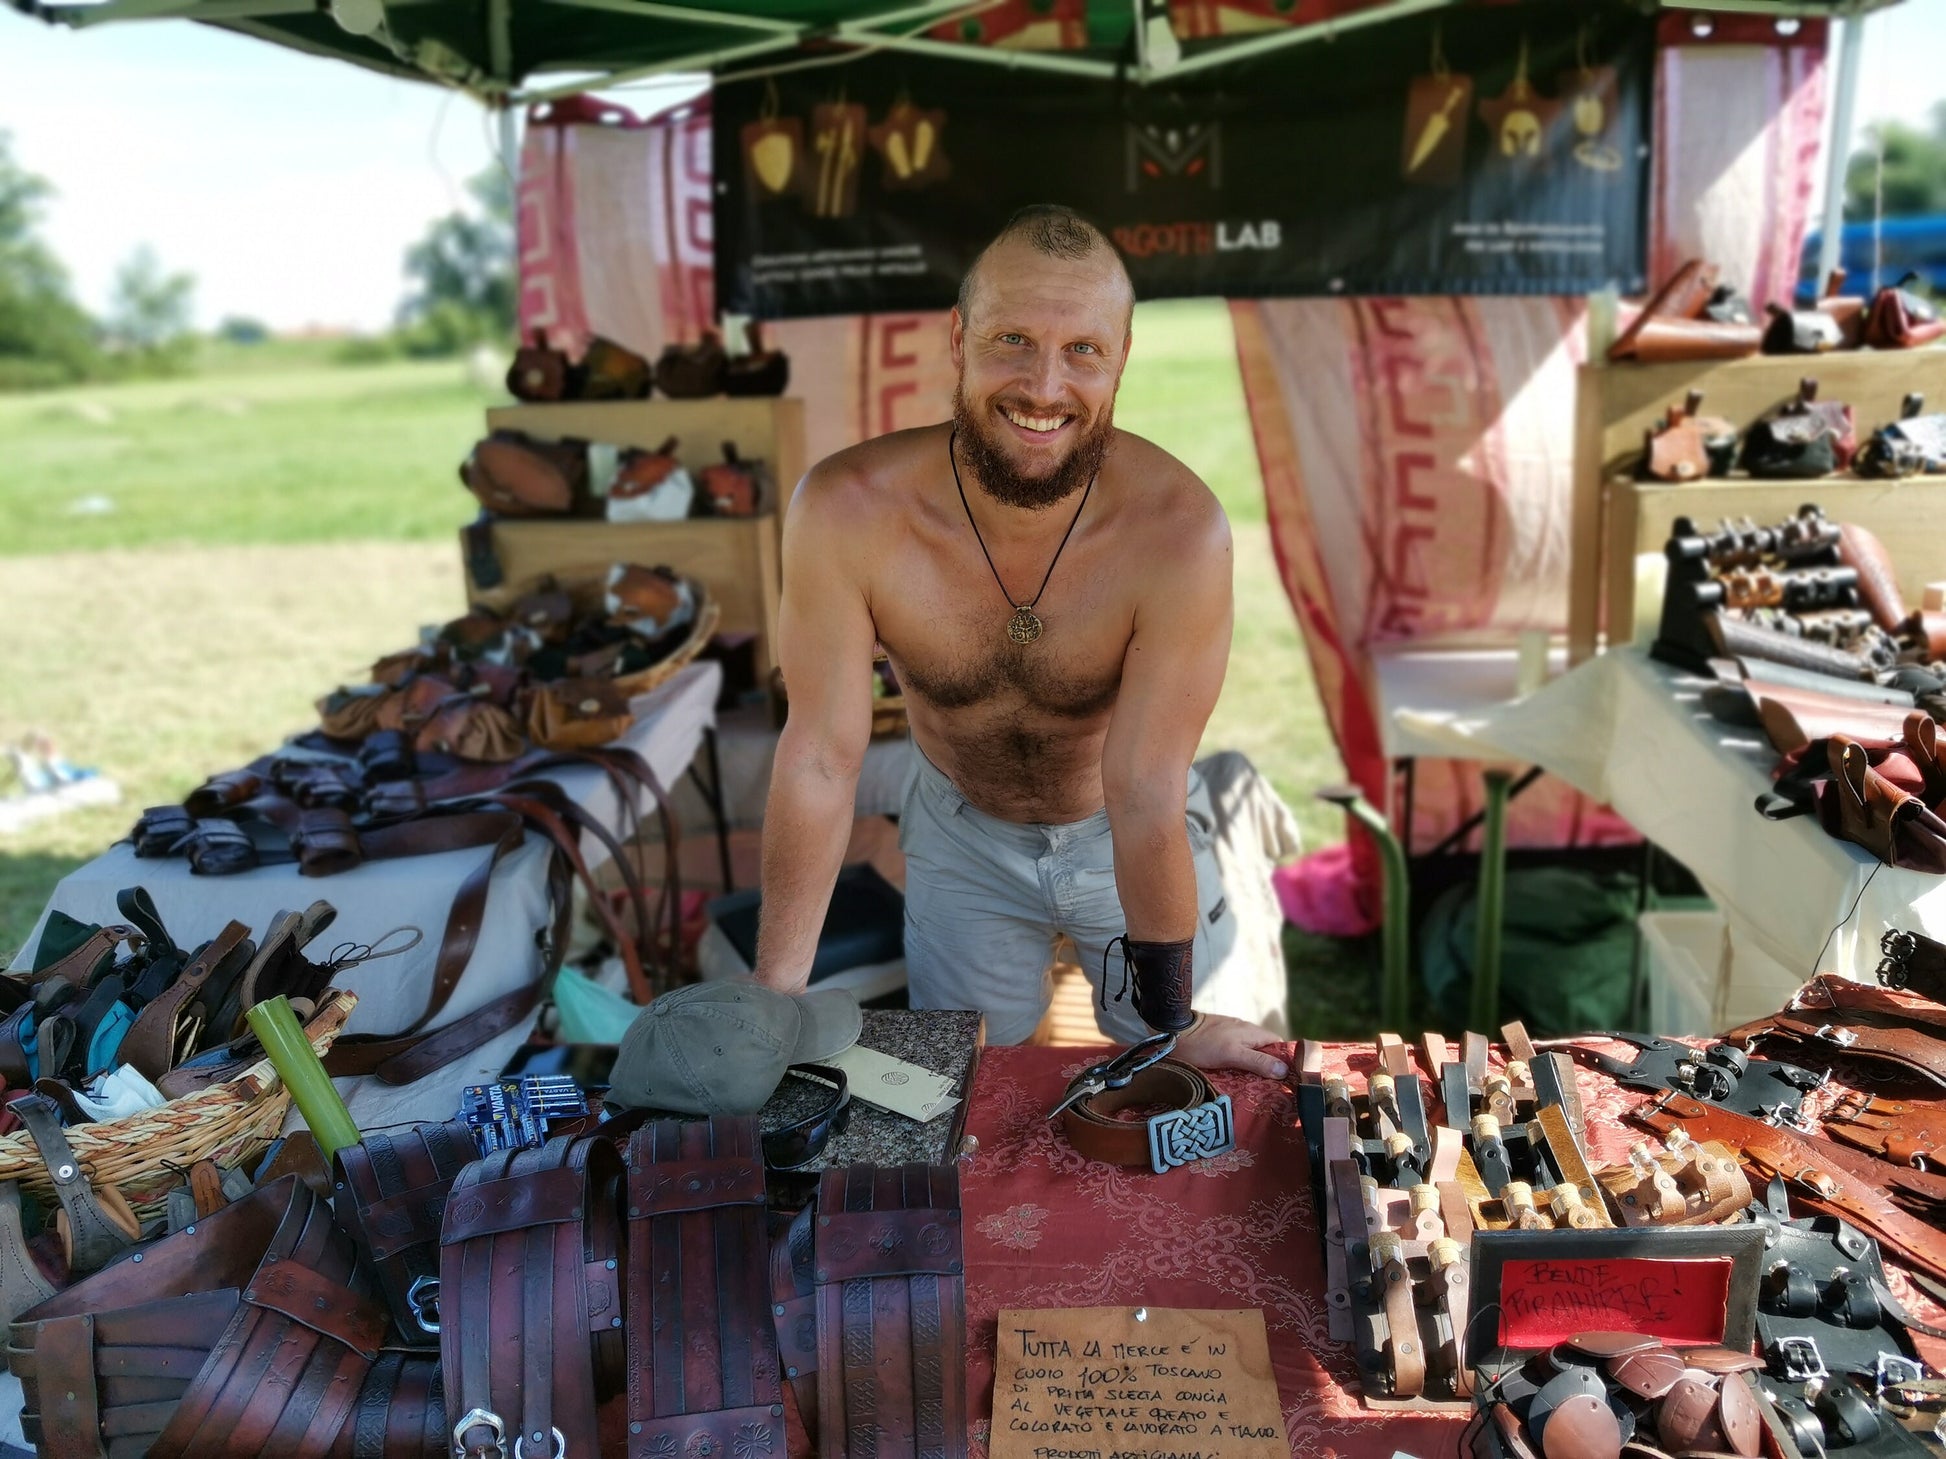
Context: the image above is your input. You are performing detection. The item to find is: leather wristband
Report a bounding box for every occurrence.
[1125,936,1194,1033]
[1061,1059,1235,1173]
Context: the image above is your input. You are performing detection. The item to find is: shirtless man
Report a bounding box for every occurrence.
[753,205,1287,1077]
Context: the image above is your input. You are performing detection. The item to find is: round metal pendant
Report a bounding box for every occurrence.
[1007,606,1043,645]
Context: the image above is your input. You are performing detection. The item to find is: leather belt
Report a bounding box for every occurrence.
[1060,1060,1236,1173]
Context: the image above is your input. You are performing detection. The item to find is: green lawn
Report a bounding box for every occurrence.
[0,302,1351,1018]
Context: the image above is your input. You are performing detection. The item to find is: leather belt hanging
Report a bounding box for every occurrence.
[812,1163,968,1459]
[439,1132,625,1459]
[622,1117,794,1459]
[334,1120,480,1346]
[8,1175,390,1459]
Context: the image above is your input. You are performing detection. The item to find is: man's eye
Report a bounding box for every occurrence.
[998,333,1025,345]
[1071,342,1098,355]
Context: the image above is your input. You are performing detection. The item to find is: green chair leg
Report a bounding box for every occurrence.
[1470,769,1515,1032]
[1317,785,1410,1029]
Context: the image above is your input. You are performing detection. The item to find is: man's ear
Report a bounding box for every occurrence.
[949,307,966,369]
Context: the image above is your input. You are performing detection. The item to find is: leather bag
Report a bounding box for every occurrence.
[579,336,655,400]
[459,432,588,518]
[655,332,729,398]
[1739,378,1856,478]
[507,339,572,402]
[726,322,791,397]
[8,1174,395,1459]
[413,695,525,763]
[439,1132,626,1459]
[607,437,695,523]
[813,1163,968,1459]
[701,443,764,518]
[334,1120,479,1347]
[623,1118,801,1459]
[526,678,635,751]
[1864,272,1946,350]
[1608,260,1763,363]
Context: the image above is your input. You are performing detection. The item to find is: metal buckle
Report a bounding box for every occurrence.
[1771,1336,1828,1383]
[453,1408,509,1459]
[1812,1025,1859,1048]
[1873,1354,1925,1396]
[515,1428,568,1459]
[1147,1094,1235,1174]
[408,1274,441,1334]
[1760,1102,1817,1133]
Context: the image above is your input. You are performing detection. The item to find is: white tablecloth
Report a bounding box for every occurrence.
[12,662,721,1130]
[1394,646,1946,997]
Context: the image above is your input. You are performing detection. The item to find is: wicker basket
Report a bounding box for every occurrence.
[612,591,721,699]
[0,988,358,1220]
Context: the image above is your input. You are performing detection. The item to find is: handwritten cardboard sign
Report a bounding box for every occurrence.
[1497,1257,1733,1348]
[990,1307,1288,1459]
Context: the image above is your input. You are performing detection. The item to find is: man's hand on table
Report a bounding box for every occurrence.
[1173,1013,1289,1079]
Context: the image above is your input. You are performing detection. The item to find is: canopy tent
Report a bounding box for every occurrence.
[5,0,1900,101]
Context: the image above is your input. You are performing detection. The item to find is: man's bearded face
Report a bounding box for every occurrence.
[952,374,1115,511]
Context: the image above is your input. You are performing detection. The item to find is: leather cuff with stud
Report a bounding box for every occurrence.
[1106,935,1194,1034]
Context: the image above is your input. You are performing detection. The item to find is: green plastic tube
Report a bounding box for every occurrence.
[245,996,361,1160]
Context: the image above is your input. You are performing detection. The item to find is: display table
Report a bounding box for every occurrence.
[9,662,722,1129]
[956,1040,1946,1459]
[1391,647,1946,1012]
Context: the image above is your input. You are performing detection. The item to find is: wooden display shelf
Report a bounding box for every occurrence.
[1569,350,1946,663]
[461,397,804,678]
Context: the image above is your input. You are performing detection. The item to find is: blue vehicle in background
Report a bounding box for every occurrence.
[1798,215,1946,301]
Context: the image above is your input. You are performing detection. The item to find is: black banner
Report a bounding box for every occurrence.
[715,3,1651,317]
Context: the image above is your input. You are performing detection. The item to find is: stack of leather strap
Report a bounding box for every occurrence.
[8,1175,444,1458]
[333,1120,480,1345]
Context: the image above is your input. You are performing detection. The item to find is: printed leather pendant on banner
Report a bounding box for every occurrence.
[1561,28,1622,173]
[809,96,867,219]
[742,80,803,198]
[1400,25,1471,187]
[869,98,951,189]
[1477,35,1559,161]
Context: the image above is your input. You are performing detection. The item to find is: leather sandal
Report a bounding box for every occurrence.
[11,1096,140,1275]
[212,901,336,1043]
[1905,710,1946,805]
[119,920,253,1080]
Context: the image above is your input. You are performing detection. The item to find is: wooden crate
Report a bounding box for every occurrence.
[462,398,804,677]
[1568,351,1946,663]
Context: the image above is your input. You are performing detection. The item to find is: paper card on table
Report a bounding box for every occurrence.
[825,1044,958,1121]
[990,1306,1287,1459]
[1497,1256,1733,1348]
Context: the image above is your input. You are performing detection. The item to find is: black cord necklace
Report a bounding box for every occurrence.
[949,427,1096,646]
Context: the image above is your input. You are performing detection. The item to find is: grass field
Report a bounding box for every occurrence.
[0,302,1351,1019]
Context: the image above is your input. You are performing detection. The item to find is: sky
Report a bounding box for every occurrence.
[1,3,1943,334]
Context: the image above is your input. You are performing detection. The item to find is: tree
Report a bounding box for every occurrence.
[215,315,269,345]
[395,166,516,354]
[105,246,196,369]
[0,130,100,390]
[1844,103,1946,219]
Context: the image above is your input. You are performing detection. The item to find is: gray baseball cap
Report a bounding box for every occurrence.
[608,980,862,1115]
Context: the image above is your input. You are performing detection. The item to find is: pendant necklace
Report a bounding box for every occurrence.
[949,427,1096,646]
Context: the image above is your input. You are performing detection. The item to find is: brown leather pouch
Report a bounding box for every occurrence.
[1865,273,1946,349]
[1762,303,1846,354]
[609,437,687,503]
[460,431,588,517]
[726,322,791,397]
[656,331,729,398]
[334,1120,478,1346]
[1903,610,1946,661]
[1618,316,1762,363]
[579,335,655,400]
[813,1163,968,1459]
[1608,259,1718,361]
[507,338,572,401]
[702,442,764,517]
[317,685,387,741]
[526,678,634,750]
[414,695,525,763]
[1643,389,1739,482]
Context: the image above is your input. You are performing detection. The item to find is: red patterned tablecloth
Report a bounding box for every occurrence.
[955,1040,1944,1459]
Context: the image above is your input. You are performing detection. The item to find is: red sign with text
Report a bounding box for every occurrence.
[1497,1257,1733,1348]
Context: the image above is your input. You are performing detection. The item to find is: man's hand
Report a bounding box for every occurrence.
[1172,1014,1289,1080]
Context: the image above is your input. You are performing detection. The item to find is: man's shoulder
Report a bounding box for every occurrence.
[793,423,947,519]
[1108,429,1231,557]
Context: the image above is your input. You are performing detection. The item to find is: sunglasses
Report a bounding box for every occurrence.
[763,1063,851,1171]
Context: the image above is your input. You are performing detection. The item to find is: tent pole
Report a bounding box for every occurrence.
[1816,13,1866,292]
[498,103,520,179]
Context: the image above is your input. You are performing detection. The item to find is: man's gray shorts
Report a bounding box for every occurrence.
[898,751,1237,1044]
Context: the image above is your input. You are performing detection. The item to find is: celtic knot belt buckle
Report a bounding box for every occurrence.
[1146,1094,1235,1174]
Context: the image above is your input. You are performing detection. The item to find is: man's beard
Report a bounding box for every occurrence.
[952,382,1114,511]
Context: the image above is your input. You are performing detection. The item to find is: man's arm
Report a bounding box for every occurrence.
[754,462,878,993]
[1100,488,1286,1077]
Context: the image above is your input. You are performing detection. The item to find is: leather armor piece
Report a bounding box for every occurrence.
[334,1120,479,1345]
[813,1163,968,1459]
[770,1204,821,1440]
[9,1175,386,1459]
[623,1117,793,1459]
[341,1349,447,1459]
[439,1131,624,1459]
